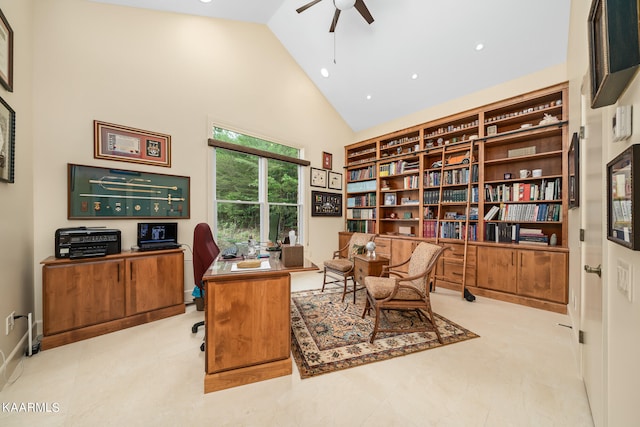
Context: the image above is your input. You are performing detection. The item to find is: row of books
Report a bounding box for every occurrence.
[484,178,561,202]
[346,208,376,220]
[441,188,480,203]
[422,220,478,240]
[402,175,420,189]
[485,223,550,245]
[347,194,377,208]
[423,189,440,204]
[424,171,442,187]
[348,165,375,181]
[346,180,377,193]
[484,203,562,222]
[442,164,479,185]
[379,160,420,176]
[346,219,375,233]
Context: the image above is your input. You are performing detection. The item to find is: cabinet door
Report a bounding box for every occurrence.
[126,252,184,316]
[43,259,125,335]
[517,250,568,303]
[477,247,517,293]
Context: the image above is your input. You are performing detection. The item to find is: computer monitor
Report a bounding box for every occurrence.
[137,222,178,249]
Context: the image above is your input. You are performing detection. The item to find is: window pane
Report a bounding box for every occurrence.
[217,202,260,250]
[216,150,258,201]
[269,205,299,243]
[268,159,298,204]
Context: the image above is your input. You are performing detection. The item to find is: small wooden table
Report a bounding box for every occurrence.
[353,254,390,289]
[202,257,316,393]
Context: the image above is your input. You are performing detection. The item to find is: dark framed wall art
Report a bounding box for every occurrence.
[588,0,640,108]
[0,9,13,92]
[68,163,190,219]
[311,191,342,217]
[0,95,15,183]
[568,132,580,209]
[607,144,640,249]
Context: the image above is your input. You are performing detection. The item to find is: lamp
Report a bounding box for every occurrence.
[334,0,356,10]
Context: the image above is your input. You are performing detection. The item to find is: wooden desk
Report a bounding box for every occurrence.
[202,257,316,393]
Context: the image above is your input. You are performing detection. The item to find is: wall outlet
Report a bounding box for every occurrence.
[5,311,15,335]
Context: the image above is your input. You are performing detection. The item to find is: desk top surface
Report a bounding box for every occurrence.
[203,256,317,279]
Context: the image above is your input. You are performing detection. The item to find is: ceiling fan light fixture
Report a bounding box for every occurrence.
[334,0,356,11]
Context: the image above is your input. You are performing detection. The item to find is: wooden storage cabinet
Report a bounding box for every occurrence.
[43,259,126,336]
[41,249,185,349]
[476,246,567,312]
[436,243,477,288]
[353,255,389,287]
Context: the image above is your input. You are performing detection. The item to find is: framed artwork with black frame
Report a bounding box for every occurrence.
[328,171,342,190]
[0,9,13,92]
[588,0,640,108]
[607,144,640,250]
[568,132,580,209]
[311,191,342,217]
[0,95,15,183]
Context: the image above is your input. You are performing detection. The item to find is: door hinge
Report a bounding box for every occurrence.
[579,126,585,139]
[580,228,585,242]
[579,330,585,344]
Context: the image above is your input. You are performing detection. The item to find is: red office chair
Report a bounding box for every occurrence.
[191,223,220,351]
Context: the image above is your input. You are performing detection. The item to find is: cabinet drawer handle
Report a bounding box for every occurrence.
[117,264,120,281]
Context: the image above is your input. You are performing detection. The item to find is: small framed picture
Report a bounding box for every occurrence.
[384,192,397,206]
[322,151,332,170]
[0,95,15,183]
[486,125,498,136]
[310,167,327,188]
[328,171,342,190]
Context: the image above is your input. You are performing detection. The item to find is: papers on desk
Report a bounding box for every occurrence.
[230,260,271,272]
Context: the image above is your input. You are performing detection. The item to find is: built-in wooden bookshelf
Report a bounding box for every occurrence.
[343,83,569,313]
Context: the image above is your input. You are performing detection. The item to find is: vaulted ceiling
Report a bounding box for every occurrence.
[90,0,571,132]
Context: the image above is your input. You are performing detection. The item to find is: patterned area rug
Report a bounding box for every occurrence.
[291,288,479,378]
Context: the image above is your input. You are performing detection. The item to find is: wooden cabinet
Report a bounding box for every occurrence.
[476,245,567,312]
[41,249,185,349]
[436,242,477,289]
[126,252,184,316]
[353,255,389,287]
[43,258,126,336]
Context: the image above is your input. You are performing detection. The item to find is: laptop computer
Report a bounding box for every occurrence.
[137,222,180,251]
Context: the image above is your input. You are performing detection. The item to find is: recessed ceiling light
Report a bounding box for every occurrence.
[320,68,329,78]
[411,73,419,80]
[200,0,212,3]
[475,43,484,51]
[366,94,372,100]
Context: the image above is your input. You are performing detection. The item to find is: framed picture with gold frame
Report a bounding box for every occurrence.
[94,120,171,167]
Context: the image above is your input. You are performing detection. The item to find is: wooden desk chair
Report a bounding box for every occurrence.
[362,242,447,344]
[322,232,376,303]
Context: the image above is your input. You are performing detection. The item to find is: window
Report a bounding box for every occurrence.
[211,127,306,252]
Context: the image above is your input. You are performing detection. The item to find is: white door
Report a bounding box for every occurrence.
[580,89,605,426]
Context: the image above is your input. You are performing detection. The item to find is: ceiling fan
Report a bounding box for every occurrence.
[296,0,374,33]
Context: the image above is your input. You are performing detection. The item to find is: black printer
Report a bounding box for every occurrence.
[55,227,121,259]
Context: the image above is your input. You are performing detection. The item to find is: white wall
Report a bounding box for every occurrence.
[30,0,352,328]
[0,0,34,388]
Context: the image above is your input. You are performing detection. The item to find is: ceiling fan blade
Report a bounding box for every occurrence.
[296,0,323,14]
[329,8,341,33]
[354,0,374,24]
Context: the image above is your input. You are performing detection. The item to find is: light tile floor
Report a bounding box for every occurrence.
[1,271,594,426]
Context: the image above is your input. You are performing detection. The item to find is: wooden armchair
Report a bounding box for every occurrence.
[362,242,448,343]
[322,232,376,303]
